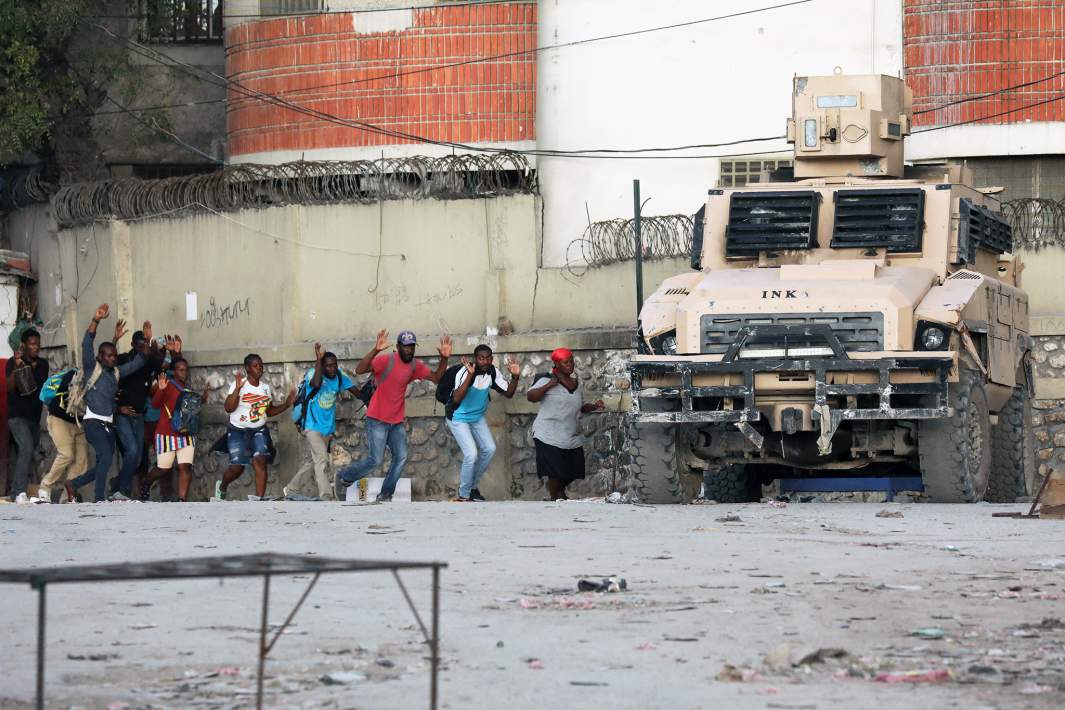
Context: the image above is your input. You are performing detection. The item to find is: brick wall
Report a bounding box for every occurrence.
[904,0,1065,127]
[225,2,536,157]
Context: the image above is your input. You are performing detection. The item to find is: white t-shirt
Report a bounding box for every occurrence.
[226,380,274,429]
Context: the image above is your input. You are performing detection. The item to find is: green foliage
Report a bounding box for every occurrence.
[0,0,89,160]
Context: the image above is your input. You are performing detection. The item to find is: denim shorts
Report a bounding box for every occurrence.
[226,426,270,465]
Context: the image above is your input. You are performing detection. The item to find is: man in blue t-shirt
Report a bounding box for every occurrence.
[285,343,360,500]
[447,344,520,501]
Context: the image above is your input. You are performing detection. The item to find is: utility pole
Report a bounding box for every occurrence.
[633,179,644,320]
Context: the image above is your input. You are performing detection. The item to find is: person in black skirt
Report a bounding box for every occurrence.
[526,347,604,500]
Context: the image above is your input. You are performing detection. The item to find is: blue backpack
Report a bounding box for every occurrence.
[39,368,76,406]
[291,375,323,431]
[168,383,203,435]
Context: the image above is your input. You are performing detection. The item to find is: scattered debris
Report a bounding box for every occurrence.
[527,659,544,670]
[577,577,627,593]
[319,671,364,685]
[877,584,923,592]
[1018,617,1064,631]
[715,514,743,523]
[634,642,657,651]
[570,681,608,687]
[519,598,540,609]
[876,509,904,518]
[1035,558,1065,569]
[67,652,121,661]
[606,491,642,504]
[716,664,758,682]
[764,643,793,670]
[796,647,850,665]
[1019,683,1056,695]
[767,500,788,509]
[873,669,951,684]
[910,628,947,639]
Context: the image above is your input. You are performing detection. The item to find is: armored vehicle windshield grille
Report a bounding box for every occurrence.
[701,312,884,355]
[725,191,820,256]
[956,198,1012,264]
[830,188,924,252]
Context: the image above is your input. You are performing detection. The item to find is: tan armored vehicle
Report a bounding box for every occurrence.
[630,73,1035,504]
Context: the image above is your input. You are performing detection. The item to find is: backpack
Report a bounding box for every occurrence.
[64,364,118,422]
[291,374,323,430]
[168,382,203,435]
[435,365,506,418]
[40,368,76,406]
[355,353,409,408]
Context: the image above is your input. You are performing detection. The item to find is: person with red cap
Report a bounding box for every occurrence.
[526,347,604,501]
[335,328,452,502]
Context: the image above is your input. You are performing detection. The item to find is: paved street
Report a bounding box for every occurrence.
[0,500,1063,709]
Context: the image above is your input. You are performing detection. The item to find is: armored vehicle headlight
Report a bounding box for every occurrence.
[917,322,949,351]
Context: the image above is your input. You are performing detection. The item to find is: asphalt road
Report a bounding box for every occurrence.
[0,499,1063,709]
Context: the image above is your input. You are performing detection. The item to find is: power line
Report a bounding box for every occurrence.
[101,95,222,164]
[913,91,1065,133]
[84,1,812,119]
[88,5,808,160]
[913,68,1065,116]
[91,0,531,20]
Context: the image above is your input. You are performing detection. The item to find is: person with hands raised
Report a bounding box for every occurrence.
[214,354,296,500]
[526,347,605,501]
[141,358,207,502]
[69,304,147,503]
[445,345,520,502]
[285,342,361,501]
[335,329,452,502]
[5,327,48,500]
[111,319,167,500]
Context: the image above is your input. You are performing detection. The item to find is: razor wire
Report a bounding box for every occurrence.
[565,214,693,275]
[52,153,535,227]
[0,169,55,210]
[1002,198,1065,250]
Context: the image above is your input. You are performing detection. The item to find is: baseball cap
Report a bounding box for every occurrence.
[397,330,417,346]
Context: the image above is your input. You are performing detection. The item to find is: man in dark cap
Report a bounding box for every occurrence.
[112,322,167,500]
[335,329,451,502]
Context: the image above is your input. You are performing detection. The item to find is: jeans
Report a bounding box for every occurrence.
[72,419,115,502]
[7,417,40,499]
[114,413,144,496]
[337,418,408,498]
[446,417,496,498]
[288,430,333,499]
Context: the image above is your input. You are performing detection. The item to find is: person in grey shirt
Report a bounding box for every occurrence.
[526,347,603,501]
[69,304,146,502]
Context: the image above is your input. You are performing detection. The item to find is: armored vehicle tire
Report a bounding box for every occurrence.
[701,464,759,503]
[918,366,991,503]
[986,380,1037,503]
[624,421,688,503]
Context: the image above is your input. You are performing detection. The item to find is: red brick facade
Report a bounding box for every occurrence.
[225,2,536,157]
[904,0,1065,127]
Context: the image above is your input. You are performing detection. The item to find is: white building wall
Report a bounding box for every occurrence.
[536,0,903,267]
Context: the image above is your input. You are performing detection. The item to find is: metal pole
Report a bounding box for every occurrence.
[35,587,45,710]
[430,565,440,710]
[633,179,644,319]
[257,574,270,710]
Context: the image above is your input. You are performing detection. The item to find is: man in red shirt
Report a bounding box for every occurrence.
[335,329,451,502]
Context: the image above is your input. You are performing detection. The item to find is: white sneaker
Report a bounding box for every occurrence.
[109,492,130,502]
[282,486,291,499]
[213,480,225,501]
[37,486,52,503]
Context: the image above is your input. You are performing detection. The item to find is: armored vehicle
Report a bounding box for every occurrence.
[630,73,1034,504]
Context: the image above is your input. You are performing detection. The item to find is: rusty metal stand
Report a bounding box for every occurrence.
[1,553,446,710]
[992,469,1053,519]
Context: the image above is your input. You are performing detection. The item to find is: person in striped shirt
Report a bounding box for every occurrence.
[142,358,208,502]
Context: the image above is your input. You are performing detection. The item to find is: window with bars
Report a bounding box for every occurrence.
[259,0,323,15]
[718,156,793,188]
[138,1,225,43]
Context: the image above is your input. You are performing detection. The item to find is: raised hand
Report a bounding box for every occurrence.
[93,304,110,321]
[438,335,453,359]
[314,341,323,361]
[375,329,390,351]
[285,387,297,405]
[155,371,168,390]
[461,356,475,374]
[113,319,128,343]
[172,335,182,353]
[201,382,211,402]
[142,320,153,341]
[234,369,245,392]
[506,355,521,377]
